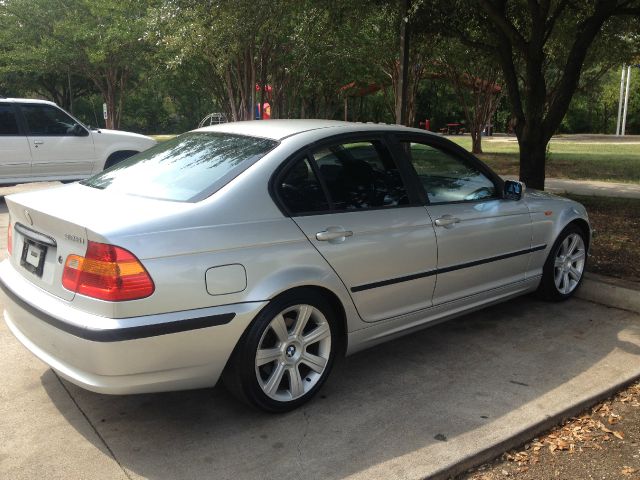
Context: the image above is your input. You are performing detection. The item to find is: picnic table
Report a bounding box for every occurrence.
[438,123,466,135]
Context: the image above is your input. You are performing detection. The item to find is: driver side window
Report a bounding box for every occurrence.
[20,104,82,136]
[400,141,496,203]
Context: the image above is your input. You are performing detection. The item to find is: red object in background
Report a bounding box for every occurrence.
[257,102,271,120]
[418,119,431,131]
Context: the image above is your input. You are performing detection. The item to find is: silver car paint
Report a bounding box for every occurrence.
[425,198,533,304]
[0,120,591,394]
[292,206,438,322]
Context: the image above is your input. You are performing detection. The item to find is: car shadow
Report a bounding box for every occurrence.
[41,296,640,480]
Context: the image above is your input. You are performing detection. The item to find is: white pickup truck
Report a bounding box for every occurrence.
[0,98,157,184]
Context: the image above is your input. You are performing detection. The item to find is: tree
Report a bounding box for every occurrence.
[59,0,153,129]
[0,0,94,111]
[0,0,153,128]
[436,42,503,153]
[415,0,640,189]
[151,0,388,122]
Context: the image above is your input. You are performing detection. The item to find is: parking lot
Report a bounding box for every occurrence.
[1,195,640,480]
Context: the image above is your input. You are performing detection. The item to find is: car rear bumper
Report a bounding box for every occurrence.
[0,260,265,394]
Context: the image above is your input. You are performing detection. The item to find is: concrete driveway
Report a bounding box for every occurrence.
[1,191,639,480]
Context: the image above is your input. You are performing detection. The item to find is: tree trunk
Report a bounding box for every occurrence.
[224,68,238,121]
[471,131,482,154]
[517,133,548,190]
[395,0,410,125]
[105,82,116,130]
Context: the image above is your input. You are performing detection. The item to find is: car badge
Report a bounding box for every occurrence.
[24,210,33,226]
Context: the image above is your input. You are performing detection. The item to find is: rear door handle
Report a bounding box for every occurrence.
[316,228,353,242]
[33,140,44,145]
[434,215,460,228]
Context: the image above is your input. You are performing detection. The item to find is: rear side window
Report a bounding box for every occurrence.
[278,157,330,214]
[0,105,19,135]
[82,132,277,202]
[312,141,409,210]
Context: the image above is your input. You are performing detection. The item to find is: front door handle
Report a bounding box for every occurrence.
[316,227,353,242]
[434,215,460,228]
[33,140,44,145]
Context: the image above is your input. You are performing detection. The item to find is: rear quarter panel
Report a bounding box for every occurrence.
[79,144,362,333]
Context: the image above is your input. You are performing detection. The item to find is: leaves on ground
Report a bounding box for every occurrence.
[565,195,640,282]
[463,381,640,479]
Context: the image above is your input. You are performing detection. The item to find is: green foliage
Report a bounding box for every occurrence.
[0,0,638,138]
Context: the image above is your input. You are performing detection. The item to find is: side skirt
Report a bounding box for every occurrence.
[345,276,541,356]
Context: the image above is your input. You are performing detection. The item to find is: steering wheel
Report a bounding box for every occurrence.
[464,187,494,201]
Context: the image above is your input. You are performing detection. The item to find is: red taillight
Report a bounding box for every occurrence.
[62,241,154,301]
[7,221,12,255]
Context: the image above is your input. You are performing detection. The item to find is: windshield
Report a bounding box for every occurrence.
[82,132,278,202]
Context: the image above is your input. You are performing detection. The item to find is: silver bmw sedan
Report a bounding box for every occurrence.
[0,120,590,412]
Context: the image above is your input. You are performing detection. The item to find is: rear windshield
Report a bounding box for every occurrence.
[82,132,278,202]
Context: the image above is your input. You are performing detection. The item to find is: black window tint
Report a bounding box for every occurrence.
[82,132,277,202]
[278,157,329,214]
[0,105,19,135]
[312,141,409,210]
[401,142,496,203]
[21,104,79,136]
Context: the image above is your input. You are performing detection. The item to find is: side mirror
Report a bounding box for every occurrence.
[72,123,89,137]
[504,180,525,201]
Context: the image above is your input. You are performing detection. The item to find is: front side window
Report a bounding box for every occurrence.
[312,141,409,210]
[82,132,277,202]
[400,141,497,203]
[20,104,82,136]
[0,105,19,135]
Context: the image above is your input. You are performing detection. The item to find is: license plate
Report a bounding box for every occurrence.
[20,240,47,277]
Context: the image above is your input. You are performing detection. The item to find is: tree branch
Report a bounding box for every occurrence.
[544,0,569,43]
[477,0,528,52]
[542,0,618,138]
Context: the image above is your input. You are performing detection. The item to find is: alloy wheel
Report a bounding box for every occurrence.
[553,233,586,295]
[255,304,332,402]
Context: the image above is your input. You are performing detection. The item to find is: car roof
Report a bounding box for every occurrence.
[0,98,58,106]
[195,119,435,141]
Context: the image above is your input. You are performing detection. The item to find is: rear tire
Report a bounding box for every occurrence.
[537,224,587,301]
[223,290,337,413]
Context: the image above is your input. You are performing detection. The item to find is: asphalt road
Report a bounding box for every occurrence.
[1,189,640,480]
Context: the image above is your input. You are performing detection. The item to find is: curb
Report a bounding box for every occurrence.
[429,273,640,480]
[429,374,640,480]
[576,273,640,314]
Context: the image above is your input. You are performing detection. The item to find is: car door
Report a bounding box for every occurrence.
[274,136,438,322]
[0,103,32,180]
[394,135,533,305]
[19,103,96,178]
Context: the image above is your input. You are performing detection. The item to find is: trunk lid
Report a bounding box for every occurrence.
[5,182,193,301]
[7,195,88,301]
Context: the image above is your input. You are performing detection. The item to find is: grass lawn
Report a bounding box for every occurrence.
[563,194,640,283]
[150,134,177,142]
[448,136,640,184]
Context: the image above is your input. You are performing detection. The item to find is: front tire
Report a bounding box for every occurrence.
[104,150,138,170]
[537,224,587,301]
[224,290,337,413]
